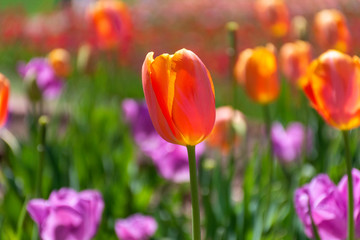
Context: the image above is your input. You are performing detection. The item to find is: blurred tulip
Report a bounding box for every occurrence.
[279,41,312,87]
[313,9,351,53]
[48,48,71,78]
[338,168,360,238]
[0,74,10,128]
[87,0,132,51]
[122,99,204,183]
[303,50,360,130]
[240,44,279,104]
[234,48,252,85]
[294,174,347,240]
[142,48,216,146]
[27,188,104,240]
[206,106,246,155]
[115,214,157,240]
[271,122,312,163]
[255,0,290,38]
[18,58,64,100]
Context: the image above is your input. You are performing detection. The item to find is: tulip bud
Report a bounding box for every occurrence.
[255,0,290,38]
[239,44,280,104]
[48,48,71,78]
[303,50,360,130]
[87,0,132,51]
[206,106,246,155]
[313,9,351,53]
[142,48,216,146]
[279,40,312,87]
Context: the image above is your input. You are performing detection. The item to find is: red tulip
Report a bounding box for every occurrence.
[255,0,290,38]
[280,41,312,87]
[0,74,10,127]
[313,9,351,53]
[142,49,216,146]
[303,50,360,130]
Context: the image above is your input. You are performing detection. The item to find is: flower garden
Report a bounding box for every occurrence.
[0,0,360,239]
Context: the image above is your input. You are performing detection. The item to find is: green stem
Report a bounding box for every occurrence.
[187,145,201,240]
[262,104,274,232]
[343,130,354,240]
[226,21,239,108]
[35,116,48,198]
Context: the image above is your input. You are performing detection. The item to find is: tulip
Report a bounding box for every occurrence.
[234,48,252,85]
[338,168,360,238]
[87,0,132,51]
[27,188,104,240]
[18,58,64,100]
[48,48,71,78]
[313,9,351,53]
[0,74,10,128]
[142,48,215,240]
[294,174,347,240]
[279,41,312,87]
[271,122,312,163]
[303,50,360,130]
[115,214,157,240]
[122,99,204,183]
[239,44,279,105]
[304,49,360,240]
[255,0,290,38]
[142,48,215,146]
[206,106,246,155]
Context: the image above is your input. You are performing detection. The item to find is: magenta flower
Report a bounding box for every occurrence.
[115,214,157,240]
[338,168,360,238]
[122,99,204,183]
[18,58,64,99]
[294,174,347,240]
[27,188,104,240]
[271,122,311,163]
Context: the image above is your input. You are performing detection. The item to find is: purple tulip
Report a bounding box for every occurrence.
[338,168,360,238]
[294,174,347,240]
[122,99,204,183]
[27,188,104,240]
[115,214,157,240]
[18,58,64,99]
[271,122,311,163]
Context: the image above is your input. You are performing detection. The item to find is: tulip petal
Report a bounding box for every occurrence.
[170,49,216,145]
[142,52,183,144]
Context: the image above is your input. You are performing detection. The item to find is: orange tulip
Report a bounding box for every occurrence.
[313,9,351,53]
[255,0,290,38]
[280,41,312,87]
[0,74,9,127]
[206,106,246,155]
[48,48,71,78]
[142,49,216,146]
[87,0,132,50]
[240,44,279,104]
[303,50,360,130]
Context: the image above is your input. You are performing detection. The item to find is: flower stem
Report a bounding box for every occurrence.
[342,130,354,240]
[262,104,274,231]
[187,145,201,240]
[35,116,48,198]
[226,21,239,108]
